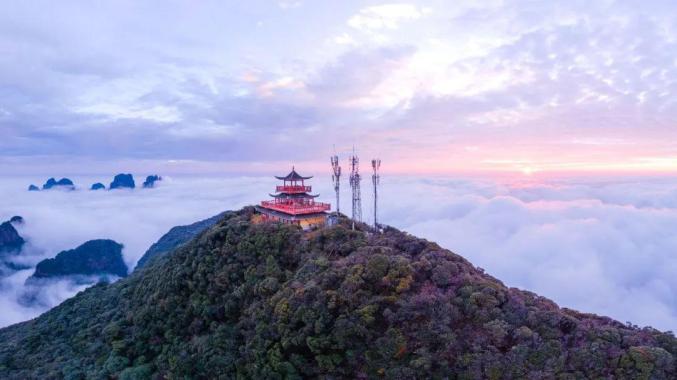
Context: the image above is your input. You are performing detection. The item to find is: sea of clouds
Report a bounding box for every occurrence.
[0,175,268,327]
[1,174,676,332]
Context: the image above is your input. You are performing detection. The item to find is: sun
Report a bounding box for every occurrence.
[521,167,535,176]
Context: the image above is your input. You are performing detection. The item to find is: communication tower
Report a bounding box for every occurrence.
[331,155,341,215]
[349,150,362,229]
[371,158,381,230]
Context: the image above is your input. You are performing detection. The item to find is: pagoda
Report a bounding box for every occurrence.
[256,167,331,230]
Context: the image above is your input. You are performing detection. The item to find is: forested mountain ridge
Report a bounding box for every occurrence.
[134,211,229,270]
[0,207,674,379]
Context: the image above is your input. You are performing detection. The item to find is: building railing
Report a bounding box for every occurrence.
[276,185,311,193]
[261,200,330,215]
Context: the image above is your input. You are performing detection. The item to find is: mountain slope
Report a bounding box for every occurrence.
[0,207,674,379]
[134,211,229,270]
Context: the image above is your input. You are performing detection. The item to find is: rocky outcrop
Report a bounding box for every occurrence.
[109,174,135,190]
[0,218,26,271]
[90,183,106,191]
[30,239,127,280]
[0,219,25,254]
[28,185,39,191]
[42,178,75,190]
[9,216,24,225]
[135,211,229,270]
[142,175,162,188]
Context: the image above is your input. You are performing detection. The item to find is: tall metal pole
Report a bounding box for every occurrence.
[349,148,362,230]
[371,159,380,229]
[331,155,341,215]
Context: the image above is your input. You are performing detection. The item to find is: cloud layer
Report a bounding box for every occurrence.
[0,1,675,174]
[1,174,676,332]
[0,175,266,327]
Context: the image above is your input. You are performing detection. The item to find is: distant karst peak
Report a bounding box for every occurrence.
[142,175,162,188]
[109,173,135,190]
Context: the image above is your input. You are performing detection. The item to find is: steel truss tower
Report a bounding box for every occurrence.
[331,155,341,215]
[349,152,362,229]
[371,158,381,229]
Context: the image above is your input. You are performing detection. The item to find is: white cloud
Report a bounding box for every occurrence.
[256,76,305,97]
[75,104,182,123]
[348,4,430,31]
[332,33,357,46]
[278,1,302,9]
[167,122,239,138]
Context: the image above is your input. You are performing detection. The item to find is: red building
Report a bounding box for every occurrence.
[256,168,330,230]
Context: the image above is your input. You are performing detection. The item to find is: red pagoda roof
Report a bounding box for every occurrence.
[261,201,330,215]
[275,168,312,181]
[269,192,319,198]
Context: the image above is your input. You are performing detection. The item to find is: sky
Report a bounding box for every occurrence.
[0,0,675,175]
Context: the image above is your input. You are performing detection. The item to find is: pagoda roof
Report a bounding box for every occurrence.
[269,192,319,199]
[275,168,312,181]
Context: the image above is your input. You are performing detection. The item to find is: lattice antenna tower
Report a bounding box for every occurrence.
[349,149,362,229]
[371,158,381,230]
[331,155,341,215]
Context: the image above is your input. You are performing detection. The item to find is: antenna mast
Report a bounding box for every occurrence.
[349,149,362,229]
[331,155,341,215]
[371,158,381,229]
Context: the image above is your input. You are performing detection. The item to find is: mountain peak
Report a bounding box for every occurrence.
[0,207,674,379]
[30,239,127,280]
[0,220,25,255]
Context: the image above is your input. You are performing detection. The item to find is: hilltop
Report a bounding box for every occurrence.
[0,219,24,254]
[0,217,26,272]
[0,207,674,379]
[30,239,127,280]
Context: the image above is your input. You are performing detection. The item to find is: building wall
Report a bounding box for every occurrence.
[251,214,265,224]
[254,209,327,230]
[299,215,327,230]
